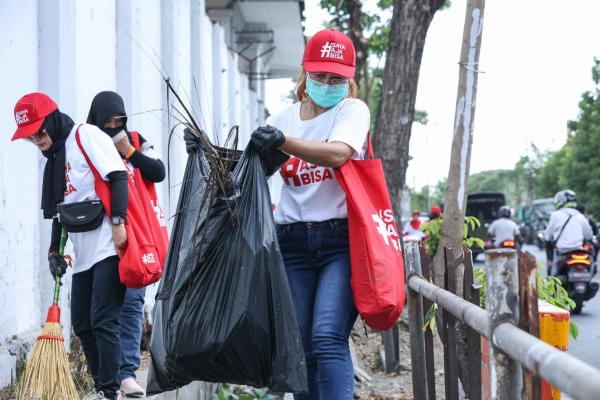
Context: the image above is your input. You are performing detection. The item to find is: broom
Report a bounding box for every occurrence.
[16,228,79,400]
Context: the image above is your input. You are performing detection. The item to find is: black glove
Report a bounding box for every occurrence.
[250,125,285,152]
[48,253,68,279]
[184,128,201,154]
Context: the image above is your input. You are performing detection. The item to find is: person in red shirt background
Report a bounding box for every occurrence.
[403,210,424,239]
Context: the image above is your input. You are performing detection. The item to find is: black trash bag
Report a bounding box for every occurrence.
[147,141,307,396]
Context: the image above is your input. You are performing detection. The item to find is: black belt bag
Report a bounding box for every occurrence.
[58,200,105,233]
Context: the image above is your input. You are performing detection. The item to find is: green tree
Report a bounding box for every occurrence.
[410,182,445,212]
[524,59,600,216]
[537,148,566,198]
[559,58,600,215]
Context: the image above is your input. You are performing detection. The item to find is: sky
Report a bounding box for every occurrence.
[265,0,600,192]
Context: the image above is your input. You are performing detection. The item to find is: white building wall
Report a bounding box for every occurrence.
[199,10,216,137]
[212,23,230,145]
[0,0,41,386]
[0,0,269,387]
[161,0,193,218]
[227,51,242,146]
[240,74,251,145]
[191,0,215,137]
[117,0,165,206]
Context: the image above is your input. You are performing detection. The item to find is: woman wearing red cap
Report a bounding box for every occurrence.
[11,92,128,400]
[250,29,370,399]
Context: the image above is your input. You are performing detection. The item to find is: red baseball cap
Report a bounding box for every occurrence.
[302,29,356,78]
[11,92,58,141]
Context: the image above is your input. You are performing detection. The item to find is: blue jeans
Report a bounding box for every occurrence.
[119,287,146,381]
[276,219,358,400]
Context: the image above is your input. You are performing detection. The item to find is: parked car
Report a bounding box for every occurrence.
[466,192,506,258]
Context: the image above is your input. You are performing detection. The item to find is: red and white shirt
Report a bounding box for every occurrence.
[62,124,125,273]
[268,98,370,224]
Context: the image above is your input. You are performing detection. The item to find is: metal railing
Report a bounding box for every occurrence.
[403,239,600,400]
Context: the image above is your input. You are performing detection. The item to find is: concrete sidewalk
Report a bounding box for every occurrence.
[135,365,217,400]
[135,364,293,400]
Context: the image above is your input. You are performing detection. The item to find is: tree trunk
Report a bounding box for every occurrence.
[343,0,368,94]
[432,1,485,397]
[372,0,445,220]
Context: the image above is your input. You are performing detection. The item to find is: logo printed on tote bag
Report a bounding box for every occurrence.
[372,209,401,251]
[141,252,156,265]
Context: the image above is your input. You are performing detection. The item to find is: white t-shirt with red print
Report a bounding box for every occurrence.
[61,124,126,274]
[268,98,370,224]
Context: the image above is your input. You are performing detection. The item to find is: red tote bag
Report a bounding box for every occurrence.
[129,131,169,264]
[75,127,163,288]
[334,138,405,331]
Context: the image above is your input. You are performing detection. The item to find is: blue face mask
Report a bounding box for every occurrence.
[305,77,349,108]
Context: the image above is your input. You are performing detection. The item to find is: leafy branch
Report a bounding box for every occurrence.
[473,265,579,339]
[214,385,278,400]
[420,215,484,257]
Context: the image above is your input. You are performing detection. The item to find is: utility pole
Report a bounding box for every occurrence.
[433,1,486,398]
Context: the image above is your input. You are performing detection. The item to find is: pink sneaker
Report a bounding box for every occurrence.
[120,378,145,398]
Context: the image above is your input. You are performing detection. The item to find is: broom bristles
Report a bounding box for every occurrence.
[16,321,79,400]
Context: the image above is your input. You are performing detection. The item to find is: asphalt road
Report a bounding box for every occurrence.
[476,244,600,369]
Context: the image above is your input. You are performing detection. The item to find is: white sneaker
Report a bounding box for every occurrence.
[120,378,145,398]
[85,390,123,400]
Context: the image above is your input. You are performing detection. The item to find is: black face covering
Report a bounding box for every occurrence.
[41,110,75,219]
[86,91,128,137]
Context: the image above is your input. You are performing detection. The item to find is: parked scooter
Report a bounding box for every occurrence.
[555,243,599,314]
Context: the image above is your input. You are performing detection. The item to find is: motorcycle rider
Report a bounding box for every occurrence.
[487,205,521,249]
[544,190,593,276]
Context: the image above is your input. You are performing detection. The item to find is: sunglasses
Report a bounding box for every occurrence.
[307,72,350,86]
[24,128,48,143]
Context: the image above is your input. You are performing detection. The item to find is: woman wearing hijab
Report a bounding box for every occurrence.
[11,92,128,400]
[87,91,166,398]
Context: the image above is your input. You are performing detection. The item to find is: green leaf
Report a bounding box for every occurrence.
[569,322,579,339]
[472,238,485,249]
[422,303,439,334]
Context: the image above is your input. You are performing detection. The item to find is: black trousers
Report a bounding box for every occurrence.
[71,256,125,399]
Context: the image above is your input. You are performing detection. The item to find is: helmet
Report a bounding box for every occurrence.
[554,189,577,209]
[498,206,511,218]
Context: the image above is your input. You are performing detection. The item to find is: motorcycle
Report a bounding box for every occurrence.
[556,243,599,314]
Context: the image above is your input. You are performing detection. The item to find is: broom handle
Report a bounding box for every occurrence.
[52,228,68,305]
